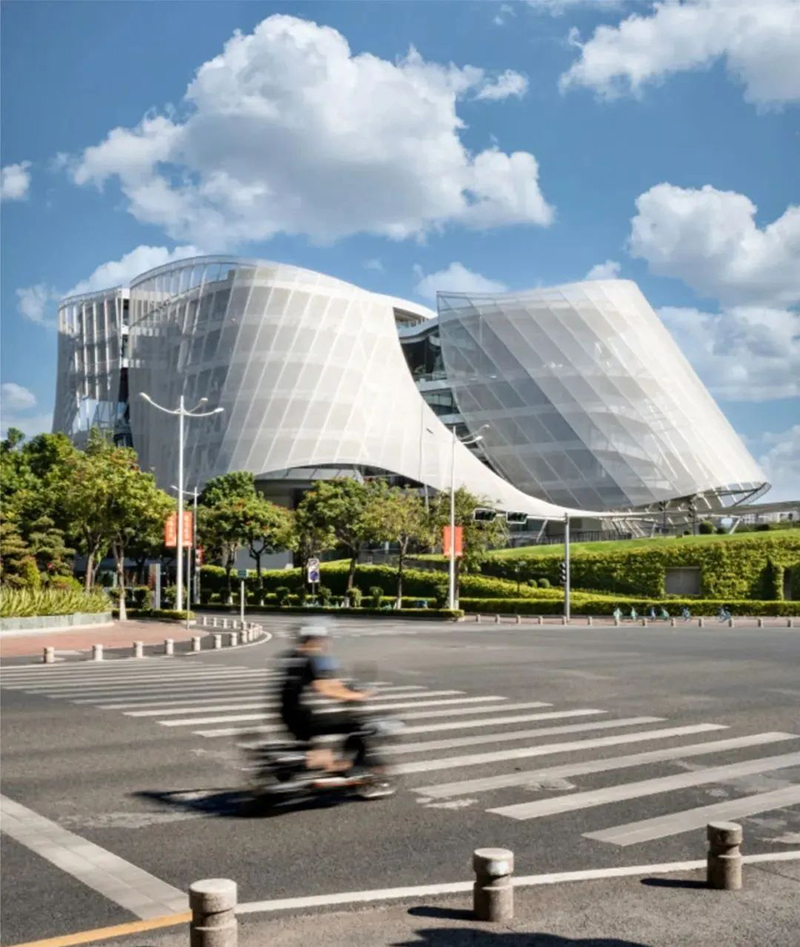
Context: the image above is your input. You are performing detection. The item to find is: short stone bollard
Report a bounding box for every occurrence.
[587,616,593,626]
[707,822,743,890]
[164,638,174,656]
[728,617,735,628]
[189,878,237,947]
[92,644,103,661]
[133,640,144,658]
[229,632,239,647]
[515,615,521,625]
[192,636,202,653]
[561,616,567,625]
[476,614,482,623]
[222,618,230,630]
[537,615,543,625]
[43,647,55,664]
[213,634,222,650]
[757,617,764,628]
[614,617,620,626]
[641,617,647,627]
[670,617,676,627]
[494,614,500,624]
[699,617,705,627]
[473,848,514,922]
[787,618,793,628]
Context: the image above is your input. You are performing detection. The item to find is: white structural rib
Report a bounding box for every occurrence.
[490,751,800,820]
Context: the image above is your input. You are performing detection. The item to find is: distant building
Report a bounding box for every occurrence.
[54,256,768,525]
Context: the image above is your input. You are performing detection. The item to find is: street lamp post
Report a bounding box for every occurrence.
[448,424,489,611]
[141,393,223,614]
[563,513,571,622]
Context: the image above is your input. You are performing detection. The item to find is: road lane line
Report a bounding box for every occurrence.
[94,685,425,709]
[9,671,276,692]
[0,795,186,919]
[585,785,800,845]
[415,731,799,797]
[125,689,465,716]
[396,724,727,776]
[490,750,800,820]
[393,716,685,755]
[193,704,560,738]
[160,695,508,726]
[235,852,800,915]
[0,664,272,679]
[7,912,193,947]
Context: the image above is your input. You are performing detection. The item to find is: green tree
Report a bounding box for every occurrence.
[363,485,432,603]
[0,516,32,587]
[199,499,244,601]
[238,496,296,603]
[295,479,376,589]
[27,515,73,581]
[429,487,508,602]
[200,471,256,507]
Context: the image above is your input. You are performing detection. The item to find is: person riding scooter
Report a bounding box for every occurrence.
[279,625,373,775]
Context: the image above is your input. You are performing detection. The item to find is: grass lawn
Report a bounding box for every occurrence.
[486,528,800,560]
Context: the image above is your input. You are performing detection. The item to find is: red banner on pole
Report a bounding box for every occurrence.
[165,512,193,547]
[442,525,463,557]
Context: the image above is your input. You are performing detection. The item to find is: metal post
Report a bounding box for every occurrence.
[448,426,456,611]
[177,397,184,614]
[707,822,743,890]
[193,487,199,605]
[240,580,245,624]
[563,513,570,622]
[189,878,237,947]
[473,848,514,922]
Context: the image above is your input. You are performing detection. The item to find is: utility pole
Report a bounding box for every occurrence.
[563,513,571,622]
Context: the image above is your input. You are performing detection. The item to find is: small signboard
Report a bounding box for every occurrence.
[442,526,463,557]
[164,512,193,547]
[307,557,321,584]
[237,569,249,579]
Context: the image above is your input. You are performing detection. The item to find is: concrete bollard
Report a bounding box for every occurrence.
[192,636,202,653]
[587,616,593,626]
[699,617,705,628]
[229,632,239,647]
[473,848,514,922]
[92,644,103,662]
[707,822,743,890]
[476,614,482,623]
[670,617,676,627]
[787,618,793,628]
[164,638,174,656]
[213,634,222,650]
[494,614,500,624]
[641,618,647,627]
[757,617,764,628]
[133,640,144,658]
[43,647,55,664]
[728,617,735,628]
[189,878,237,947]
[222,618,229,630]
[515,614,521,625]
[537,615,543,625]
[561,616,567,625]
[614,617,620,626]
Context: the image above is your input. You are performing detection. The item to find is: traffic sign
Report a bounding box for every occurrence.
[307,557,321,583]
[238,569,248,579]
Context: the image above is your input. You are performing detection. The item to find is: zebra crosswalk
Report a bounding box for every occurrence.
[3,659,800,850]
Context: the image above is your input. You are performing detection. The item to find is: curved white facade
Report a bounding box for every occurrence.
[53,255,766,518]
[436,281,766,510]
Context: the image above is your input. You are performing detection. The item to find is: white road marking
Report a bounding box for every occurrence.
[94,685,426,709]
[490,750,800,820]
[393,716,696,756]
[235,852,800,915]
[8,670,277,692]
[160,695,508,727]
[415,732,799,798]
[125,690,465,717]
[0,664,275,679]
[0,794,186,918]
[584,785,800,846]
[193,704,560,738]
[395,724,727,776]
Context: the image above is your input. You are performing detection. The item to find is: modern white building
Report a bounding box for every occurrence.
[54,256,768,524]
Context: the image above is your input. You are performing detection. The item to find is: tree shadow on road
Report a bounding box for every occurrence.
[393,931,650,946]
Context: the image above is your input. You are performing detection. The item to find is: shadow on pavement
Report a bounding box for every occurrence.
[408,906,475,921]
[640,877,708,890]
[133,787,359,819]
[393,932,650,946]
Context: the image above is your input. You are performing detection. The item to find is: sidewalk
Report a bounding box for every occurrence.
[0,620,203,661]
[96,863,800,947]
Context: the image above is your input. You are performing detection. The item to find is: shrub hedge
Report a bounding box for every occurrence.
[480,532,800,600]
[113,608,194,621]
[197,604,463,620]
[0,588,111,618]
[459,596,800,616]
[199,564,537,602]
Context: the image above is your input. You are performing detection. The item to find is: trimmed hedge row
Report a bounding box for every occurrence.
[113,608,194,621]
[198,604,463,620]
[480,532,800,600]
[459,596,800,616]
[199,564,538,601]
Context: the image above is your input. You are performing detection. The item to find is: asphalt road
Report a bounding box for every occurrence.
[2,618,800,944]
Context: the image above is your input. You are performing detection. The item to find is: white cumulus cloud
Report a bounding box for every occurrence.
[1,383,37,411]
[68,15,553,250]
[415,262,508,301]
[758,424,800,501]
[16,245,201,328]
[1,161,32,201]
[659,306,800,403]
[560,0,800,108]
[630,184,800,308]
[474,69,529,100]
[528,0,624,14]
[585,259,621,280]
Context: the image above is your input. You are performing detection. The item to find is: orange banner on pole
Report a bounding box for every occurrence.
[165,512,193,547]
[442,525,463,557]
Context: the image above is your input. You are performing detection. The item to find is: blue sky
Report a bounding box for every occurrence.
[2,0,798,496]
